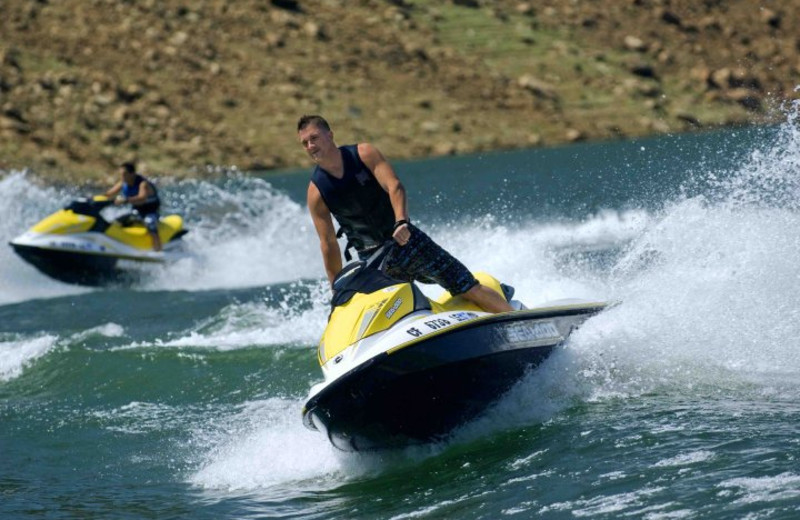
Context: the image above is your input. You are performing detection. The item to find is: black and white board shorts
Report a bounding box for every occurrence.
[383,224,478,296]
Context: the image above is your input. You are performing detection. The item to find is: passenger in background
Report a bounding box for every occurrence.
[103,161,162,251]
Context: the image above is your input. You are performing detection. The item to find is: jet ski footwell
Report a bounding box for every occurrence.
[303,303,604,451]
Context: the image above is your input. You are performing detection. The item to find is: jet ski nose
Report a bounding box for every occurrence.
[500,283,515,302]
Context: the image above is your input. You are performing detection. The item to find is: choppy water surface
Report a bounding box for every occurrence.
[2,107,799,518]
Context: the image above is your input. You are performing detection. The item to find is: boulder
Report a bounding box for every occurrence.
[623,35,647,52]
[517,74,558,100]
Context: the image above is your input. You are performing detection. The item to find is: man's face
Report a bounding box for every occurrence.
[120,168,135,183]
[298,124,334,163]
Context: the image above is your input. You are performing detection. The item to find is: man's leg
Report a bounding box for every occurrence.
[144,214,162,251]
[462,283,514,313]
[386,224,513,314]
[150,230,162,251]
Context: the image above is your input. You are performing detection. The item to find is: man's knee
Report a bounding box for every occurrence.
[462,283,485,301]
[463,283,513,313]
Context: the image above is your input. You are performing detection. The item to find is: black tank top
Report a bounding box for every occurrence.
[122,174,160,215]
[311,145,395,253]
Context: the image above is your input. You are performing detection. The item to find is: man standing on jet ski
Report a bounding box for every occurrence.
[298,115,513,313]
[103,161,162,251]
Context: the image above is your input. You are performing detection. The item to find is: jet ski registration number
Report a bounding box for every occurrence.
[405,312,479,338]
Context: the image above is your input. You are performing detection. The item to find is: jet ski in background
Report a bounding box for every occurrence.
[9,196,188,286]
[302,243,610,452]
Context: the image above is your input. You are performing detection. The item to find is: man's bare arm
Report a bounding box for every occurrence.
[359,143,411,245]
[307,182,342,284]
[128,182,154,204]
[358,143,408,223]
[104,181,122,198]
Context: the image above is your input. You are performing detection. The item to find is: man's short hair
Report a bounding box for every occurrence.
[297,115,330,132]
[120,161,136,175]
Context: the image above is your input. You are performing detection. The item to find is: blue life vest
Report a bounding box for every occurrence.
[122,174,160,215]
[311,145,395,254]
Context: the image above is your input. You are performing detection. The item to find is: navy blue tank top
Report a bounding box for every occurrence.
[311,145,395,253]
[122,174,160,215]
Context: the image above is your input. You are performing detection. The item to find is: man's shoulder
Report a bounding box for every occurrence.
[355,143,383,170]
[309,163,324,181]
[342,143,361,155]
[344,143,375,154]
[307,181,330,213]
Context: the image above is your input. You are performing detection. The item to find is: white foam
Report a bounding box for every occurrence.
[653,450,716,468]
[0,171,90,305]
[90,401,179,434]
[156,282,330,350]
[142,175,321,291]
[566,198,800,401]
[190,398,342,491]
[411,110,800,439]
[0,334,58,381]
[422,211,640,306]
[718,472,800,505]
[539,486,668,517]
[70,323,125,342]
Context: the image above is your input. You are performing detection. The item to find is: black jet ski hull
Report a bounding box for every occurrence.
[303,305,603,451]
[11,243,140,286]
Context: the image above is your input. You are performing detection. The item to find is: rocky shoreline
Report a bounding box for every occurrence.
[2,0,799,184]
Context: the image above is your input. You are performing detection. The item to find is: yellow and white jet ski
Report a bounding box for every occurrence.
[303,244,609,451]
[9,196,188,286]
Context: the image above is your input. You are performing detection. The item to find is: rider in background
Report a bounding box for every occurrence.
[103,161,162,251]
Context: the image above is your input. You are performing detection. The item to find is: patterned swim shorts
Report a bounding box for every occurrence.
[383,224,478,296]
[140,212,160,233]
